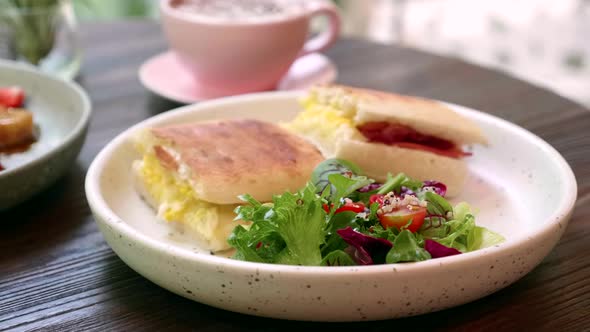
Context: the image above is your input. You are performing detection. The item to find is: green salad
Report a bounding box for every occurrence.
[228,159,504,266]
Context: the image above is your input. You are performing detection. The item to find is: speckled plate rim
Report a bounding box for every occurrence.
[0,60,92,178]
[85,91,577,276]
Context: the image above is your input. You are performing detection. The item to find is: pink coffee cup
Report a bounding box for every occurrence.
[160,0,341,98]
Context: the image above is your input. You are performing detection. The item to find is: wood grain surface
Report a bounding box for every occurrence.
[1,21,589,332]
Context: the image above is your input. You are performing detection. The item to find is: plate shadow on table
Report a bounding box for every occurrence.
[0,162,89,260]
[146,92,186,116]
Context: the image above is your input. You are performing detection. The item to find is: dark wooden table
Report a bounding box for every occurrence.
[1,21,589,331]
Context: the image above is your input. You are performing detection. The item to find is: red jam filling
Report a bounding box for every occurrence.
[357,122,471,159]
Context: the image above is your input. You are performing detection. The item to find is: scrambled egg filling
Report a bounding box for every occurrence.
[140,153,213,221]
[137,152,236,250]
[284,95,363,154]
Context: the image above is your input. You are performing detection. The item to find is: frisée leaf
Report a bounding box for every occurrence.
[229,183,326,266]
[273,185,326,266]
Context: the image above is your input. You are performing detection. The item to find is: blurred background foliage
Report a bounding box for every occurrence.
[73,0,158,20]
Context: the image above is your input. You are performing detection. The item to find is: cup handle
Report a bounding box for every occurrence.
[299,1,341,57]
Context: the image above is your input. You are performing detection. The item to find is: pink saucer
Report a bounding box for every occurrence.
[139,51,337,104]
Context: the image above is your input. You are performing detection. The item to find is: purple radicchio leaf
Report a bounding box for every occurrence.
[336,226,393,265]
[358,182,382,193]
[422,180,447,197]
[400,186,416,198]
[424,239,461,258]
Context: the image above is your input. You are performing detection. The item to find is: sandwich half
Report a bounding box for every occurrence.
[284,85,487,197]
[132,119,324,251]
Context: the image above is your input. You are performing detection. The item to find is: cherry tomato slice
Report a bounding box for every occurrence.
[335,202,365,214]
[324,202,366,214]
[369,194,384,205]
[0,87,25,108]
[378,205,427,233]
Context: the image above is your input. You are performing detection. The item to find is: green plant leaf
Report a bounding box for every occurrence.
[321,250,355,266]
[377,173,422,195]
[424,192,453,217]
[386,230,431,263]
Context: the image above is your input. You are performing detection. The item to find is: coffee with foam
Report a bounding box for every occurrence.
[172,0,303,21]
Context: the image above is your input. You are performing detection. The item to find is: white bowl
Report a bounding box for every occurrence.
[0,60,91,210]
[85,92,576,321]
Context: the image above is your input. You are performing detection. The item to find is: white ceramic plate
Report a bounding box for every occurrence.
[86,92,576,321]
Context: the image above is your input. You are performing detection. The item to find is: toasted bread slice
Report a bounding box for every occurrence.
[136,119,324,205]
[310,84,487,146]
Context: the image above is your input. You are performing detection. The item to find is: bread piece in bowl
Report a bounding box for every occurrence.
[284,84,487,197]
[132,119,324,251]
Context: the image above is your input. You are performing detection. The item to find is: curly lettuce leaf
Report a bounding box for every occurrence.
[273,185,326,266]
[229,184,326,266]
[229,226,266,263]
[435,216,475,252]
[432,202,504,252]
[229,195,282,263]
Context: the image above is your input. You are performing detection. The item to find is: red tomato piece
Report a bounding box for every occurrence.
[0,87,25,108]
[335,201,366,214]
[378,205,427,233]
[324,201,366,214]
[369,194,384,205]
